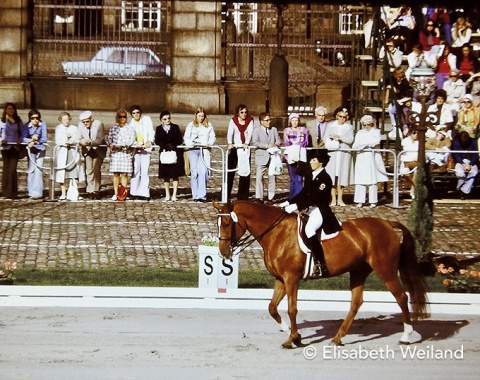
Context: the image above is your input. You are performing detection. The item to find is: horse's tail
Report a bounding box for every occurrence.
[390,221,430,320]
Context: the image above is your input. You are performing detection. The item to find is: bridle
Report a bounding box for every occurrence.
[217,208,287,255]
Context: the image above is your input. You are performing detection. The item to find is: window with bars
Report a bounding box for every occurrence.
[339,6,366,35]
[122,1,162,31]
[232,3,258,34]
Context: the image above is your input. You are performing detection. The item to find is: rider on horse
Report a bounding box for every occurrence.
[280,149,342,276]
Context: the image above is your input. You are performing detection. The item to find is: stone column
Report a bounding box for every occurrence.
[166,1,225,114]
[0,0,31,107]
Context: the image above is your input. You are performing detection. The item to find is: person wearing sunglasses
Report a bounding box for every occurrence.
[128,105,154,200]
[105,109,136,201]
[21,109,48,199]
[418,21,440,52]
[76,110,107,199]
[155,110,185,202]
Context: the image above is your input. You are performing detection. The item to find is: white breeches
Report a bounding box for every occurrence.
[305,207,323,238]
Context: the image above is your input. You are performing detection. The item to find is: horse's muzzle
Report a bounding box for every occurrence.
[219,241,233,259]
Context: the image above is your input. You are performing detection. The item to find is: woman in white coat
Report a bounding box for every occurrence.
[324,107,354,206]
[54,112,80,200]
[352,115,388,208]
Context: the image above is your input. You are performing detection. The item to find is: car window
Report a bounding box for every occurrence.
[108,50,125,63]
[127,51,150,65]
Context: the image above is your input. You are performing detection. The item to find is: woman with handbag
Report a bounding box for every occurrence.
[183,107,216,202]
[155,110,185,202]
[105,109,136,201]
[0,102,24,199]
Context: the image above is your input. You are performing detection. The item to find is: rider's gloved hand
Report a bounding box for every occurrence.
[284,203,298,214]
[278,201,289,208]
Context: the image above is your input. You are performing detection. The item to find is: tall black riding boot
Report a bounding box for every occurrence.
[306,236,326,277]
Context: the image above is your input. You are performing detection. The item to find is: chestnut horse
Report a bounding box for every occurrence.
[213,200,428,348]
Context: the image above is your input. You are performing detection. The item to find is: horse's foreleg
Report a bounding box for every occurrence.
[269,279,289,332]
[331,268,370,346]
[281,277,301,349]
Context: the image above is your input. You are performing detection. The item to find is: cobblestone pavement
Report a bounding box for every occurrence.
[1,111,479,270]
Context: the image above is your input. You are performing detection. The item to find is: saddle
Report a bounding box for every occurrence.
[297,214,340,279]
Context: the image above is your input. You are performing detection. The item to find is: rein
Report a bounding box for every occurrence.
[217,210,287,255]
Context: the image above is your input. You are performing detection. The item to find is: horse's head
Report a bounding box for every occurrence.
[212,200,246,260]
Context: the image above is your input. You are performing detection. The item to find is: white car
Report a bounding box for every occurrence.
[62,46,170,77]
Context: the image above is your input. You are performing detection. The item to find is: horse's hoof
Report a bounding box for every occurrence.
[329,339,344,346]
[293,334,302,347]
[399,340,412,345]
[281,342,294,349]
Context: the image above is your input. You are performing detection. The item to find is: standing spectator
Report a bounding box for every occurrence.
[306,106,329,148]
[184,107,216,202]
[0,102,23,199]
[418,21,440,52]
[430,7,452,45]
[252,112,281,204]
[435,44,457,90]
[54,112,80,200]
[226,104,254,201]
[128,105,154,200]
[443,69,466,116]
[283,113,309,199]
[385,67,414,128]
[451,18,472,54]
[324,108,354,206]
[426,89,455,139]
[452,131,479,199]
[76,111,107,199]
[155,110,185,202]
[352,115,388,208]
[400,129,419,199]
[105,109,136,201]
[455,94,480,140]
[21,109,47,199]
[378,38,404,74]
[456,43,480,83]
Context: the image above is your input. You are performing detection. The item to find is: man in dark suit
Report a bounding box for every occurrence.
[252,112,281,204]
[281,149,342,275]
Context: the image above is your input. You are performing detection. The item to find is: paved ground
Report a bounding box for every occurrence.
[1,110,479,270]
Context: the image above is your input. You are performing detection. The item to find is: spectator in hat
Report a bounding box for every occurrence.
[352,115,388,208]
[323,107,354,206]
[283,112,309,199]
[76,110,107,199]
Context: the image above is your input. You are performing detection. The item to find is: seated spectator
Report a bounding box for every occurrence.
[465,72,480,106]
[425,128,452,172]
[435,44,457,90]
[405,43,437,82]
[388,97,422,140]
[378,38,404,74]
[352,115,388,208]
[418,21,440,52]
[426,89,454,139]
[456,43,480,83]
[443,69,466,116]
[400,129,419,198]
[451,17,472,55]
[455,94,480,140]
[386,6,417,53]
[452,131,479,199]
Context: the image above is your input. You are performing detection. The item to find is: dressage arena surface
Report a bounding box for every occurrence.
[0,306,479,379]
[1,111,480,378]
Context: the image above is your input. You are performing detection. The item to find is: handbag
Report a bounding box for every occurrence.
[66,179,79,201]
[268,152,283,176]
[117,184,129,201]
[16,145,27,159]
[160,150,177,164]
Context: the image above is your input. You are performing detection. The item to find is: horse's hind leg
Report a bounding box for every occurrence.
[331,267,371,346]
[269,279,289,332]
